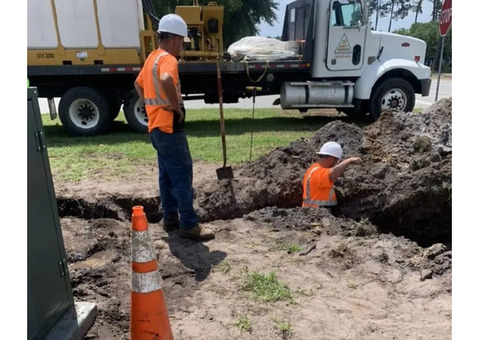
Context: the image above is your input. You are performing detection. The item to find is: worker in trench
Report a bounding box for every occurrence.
[302,141,362,216]
[134,13,214,241]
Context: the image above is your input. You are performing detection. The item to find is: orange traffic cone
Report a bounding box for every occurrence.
[130,205,174,340]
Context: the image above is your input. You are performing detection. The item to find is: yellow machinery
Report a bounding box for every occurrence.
[175,1,224,61]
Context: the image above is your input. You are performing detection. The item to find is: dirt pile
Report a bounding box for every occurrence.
[54,98,452,339]
[195,98,452,247]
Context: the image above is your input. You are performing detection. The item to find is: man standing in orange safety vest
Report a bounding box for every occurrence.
[302,141,361,216]
[134,14,214,241]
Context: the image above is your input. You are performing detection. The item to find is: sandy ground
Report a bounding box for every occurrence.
[54,100,452,339]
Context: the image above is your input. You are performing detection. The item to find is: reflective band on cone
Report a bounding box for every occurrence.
[130,205,174,340]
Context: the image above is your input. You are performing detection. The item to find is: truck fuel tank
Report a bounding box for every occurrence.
[280,81,354,109]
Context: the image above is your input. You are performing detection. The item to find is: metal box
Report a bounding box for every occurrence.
[27,87,74,340]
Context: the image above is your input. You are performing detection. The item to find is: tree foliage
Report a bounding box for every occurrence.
[150,0,279,48]
[368,0,445,28]
[368,1,413,21]
[429,0,442,21]
[394,21,451,71]
[412,0,423,23]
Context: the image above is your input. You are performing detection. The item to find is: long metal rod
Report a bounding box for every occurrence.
[249,88,256,161]
[435,35,445,102]
[246,86,262,161]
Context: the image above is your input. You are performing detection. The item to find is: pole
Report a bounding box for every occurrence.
[435,35,445,102]
[249,87,256,161]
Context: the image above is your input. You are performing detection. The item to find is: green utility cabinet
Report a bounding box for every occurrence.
[27,87,74,340]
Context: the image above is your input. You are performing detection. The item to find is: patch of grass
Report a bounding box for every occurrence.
[271,242,303,253]
[287,244,303,253]
[40,108,329,181]
[413,135,432,152]
[42,114,156,181]
[233,316,252,333]
[214,260,232,274]
[295,288,315,297]
[347,280,359,289]
[273,317,292,337]
[242,270,293,302]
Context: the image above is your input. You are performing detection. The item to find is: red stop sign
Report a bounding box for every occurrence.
[439,0,452,36]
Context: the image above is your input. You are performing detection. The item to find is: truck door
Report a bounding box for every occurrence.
[326,0,366,71]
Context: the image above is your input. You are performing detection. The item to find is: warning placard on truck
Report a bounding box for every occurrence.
[334,34,352,58]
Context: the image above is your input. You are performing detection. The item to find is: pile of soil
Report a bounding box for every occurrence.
[55,98,452,339]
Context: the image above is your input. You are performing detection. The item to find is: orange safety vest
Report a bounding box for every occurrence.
[302,163,337,207]
[135,49,183,133]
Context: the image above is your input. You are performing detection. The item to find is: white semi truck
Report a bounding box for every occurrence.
[27,0,431,136]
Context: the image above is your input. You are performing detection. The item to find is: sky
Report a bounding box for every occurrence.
[258,0,435,37]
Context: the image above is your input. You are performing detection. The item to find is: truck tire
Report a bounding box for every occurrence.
[59,87,111,136]
[369,77,415,121]
[124,91,148,133]
[340,101,371,122]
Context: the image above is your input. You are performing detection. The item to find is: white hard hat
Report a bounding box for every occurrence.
[157,14,190,42]
[316,141,343,159]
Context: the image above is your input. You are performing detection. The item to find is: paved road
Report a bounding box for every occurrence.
[38,76,451,113]
[415,75,451,109]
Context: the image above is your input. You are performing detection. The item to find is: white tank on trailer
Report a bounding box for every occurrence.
[27,0,144,52]
[27,0,58,49]
[54,0,98,49]
[96,0,143,50]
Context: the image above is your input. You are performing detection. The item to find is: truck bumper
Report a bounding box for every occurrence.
[420,78,432,97]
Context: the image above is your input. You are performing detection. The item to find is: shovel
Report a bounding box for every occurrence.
[215,60,234,180]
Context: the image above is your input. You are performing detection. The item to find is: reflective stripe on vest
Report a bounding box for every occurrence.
[303,166,337,207]
[144,52,171,107]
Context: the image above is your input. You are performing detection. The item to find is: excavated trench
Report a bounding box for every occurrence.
[57,98,452,248]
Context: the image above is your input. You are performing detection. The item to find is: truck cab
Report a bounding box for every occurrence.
[280,0,431,120]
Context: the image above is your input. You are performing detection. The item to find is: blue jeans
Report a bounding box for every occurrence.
[150,128,198,230]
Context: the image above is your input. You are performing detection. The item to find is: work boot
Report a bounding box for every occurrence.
[162,217,179,231]
[179,225,215,241]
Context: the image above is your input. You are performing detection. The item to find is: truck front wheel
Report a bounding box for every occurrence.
[59,87,111,136]
[124,90,148,133]
[369,78,415,121]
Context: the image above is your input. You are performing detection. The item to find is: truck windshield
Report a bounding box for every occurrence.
[330,1,363,27]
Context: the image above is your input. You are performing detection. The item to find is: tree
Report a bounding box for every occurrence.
[368,0,391,29]
[412,0,423,23]
[368,0,414,31]
[150,0,279,48]
[393,21,452,72]
[429,0,442,21]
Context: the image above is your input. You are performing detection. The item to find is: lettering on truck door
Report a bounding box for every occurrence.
[327,0,366,71]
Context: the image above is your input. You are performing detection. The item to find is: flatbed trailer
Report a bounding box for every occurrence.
[28,59,312,101]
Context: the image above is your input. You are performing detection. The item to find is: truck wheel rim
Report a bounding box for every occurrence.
[380,88,407,111]
[69,99,100,129]
[134,98,148,127]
